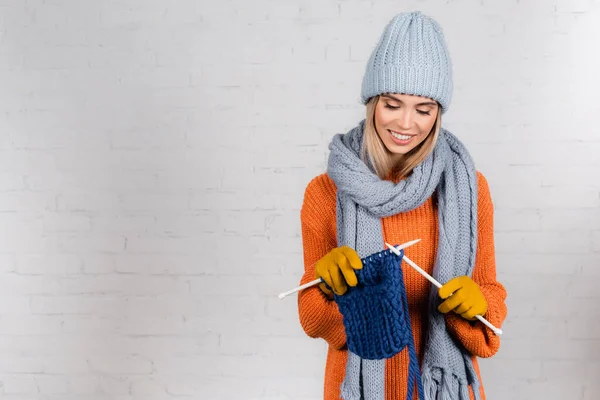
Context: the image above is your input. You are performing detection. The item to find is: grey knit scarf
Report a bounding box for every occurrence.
[326,120,482,400]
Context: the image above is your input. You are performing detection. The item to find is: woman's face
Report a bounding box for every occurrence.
[374,93,439,160]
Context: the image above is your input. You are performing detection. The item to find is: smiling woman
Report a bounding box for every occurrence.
[296,11,507,400]
[364,93,442,179]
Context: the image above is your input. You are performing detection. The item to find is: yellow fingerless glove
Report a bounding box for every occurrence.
[438,276,487,320]
[314,246,363,296]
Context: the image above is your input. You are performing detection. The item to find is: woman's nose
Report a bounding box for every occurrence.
[397,110,413,129]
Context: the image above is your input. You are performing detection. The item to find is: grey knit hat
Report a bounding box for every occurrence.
[361,11,453,113]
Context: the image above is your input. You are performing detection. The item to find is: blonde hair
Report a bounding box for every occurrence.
[362,95,442,180]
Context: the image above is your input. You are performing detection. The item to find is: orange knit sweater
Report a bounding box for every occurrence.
[297,171,507,400]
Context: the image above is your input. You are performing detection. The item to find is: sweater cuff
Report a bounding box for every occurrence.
[444,286,504,358]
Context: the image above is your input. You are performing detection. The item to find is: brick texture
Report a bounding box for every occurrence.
[0,0,599,399]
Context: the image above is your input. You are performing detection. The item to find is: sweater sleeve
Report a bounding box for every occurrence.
[444,172,508,358]
[297,175,347,350]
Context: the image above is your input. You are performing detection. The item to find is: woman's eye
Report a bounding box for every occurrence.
[416,110,431,116]
[384,103,400,110]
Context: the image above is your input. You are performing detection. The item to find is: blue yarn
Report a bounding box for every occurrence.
[333,247,424,400]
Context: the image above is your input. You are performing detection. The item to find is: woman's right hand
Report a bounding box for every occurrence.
[315,246,363,296]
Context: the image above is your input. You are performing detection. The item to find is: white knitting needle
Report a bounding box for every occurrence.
[385,242,503,336]
[278,239,422,300]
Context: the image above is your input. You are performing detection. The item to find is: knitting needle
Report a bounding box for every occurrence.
[385,243,503,336]
[278,239,422,300]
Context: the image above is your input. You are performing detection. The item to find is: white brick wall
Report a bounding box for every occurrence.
[0,0,599,398]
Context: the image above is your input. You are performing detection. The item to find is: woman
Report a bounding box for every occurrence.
[297,11,507,400]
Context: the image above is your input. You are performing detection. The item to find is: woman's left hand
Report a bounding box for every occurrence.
[437,276,487,320]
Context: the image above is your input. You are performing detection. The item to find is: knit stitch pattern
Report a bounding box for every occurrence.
[334,248,409,359]
[334,247,424,400]
[297,171,508,400]
[328,119,482,400]
[360,11,453,113]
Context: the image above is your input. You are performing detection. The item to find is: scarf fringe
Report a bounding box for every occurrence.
[422,366,472,400]
[421,369,437,400]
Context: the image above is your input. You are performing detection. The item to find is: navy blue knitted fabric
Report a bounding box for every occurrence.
[333,247,424,400]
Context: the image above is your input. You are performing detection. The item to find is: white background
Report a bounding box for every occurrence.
[0,0,599,399]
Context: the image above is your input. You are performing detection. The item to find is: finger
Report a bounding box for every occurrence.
[454,300,473,315]
[319,268,334,291]
[462,306,479,320]
[318,282,333,297]
[338,254,358,287]
[329,265,348,295]
[463,303,486,320]
[438,277,465,299]
[438,289,466,314]
[340,246,363,270]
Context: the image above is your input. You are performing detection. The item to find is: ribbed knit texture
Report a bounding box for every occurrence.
[334,248,424,400]
[335,249,411,360]
[360,11,453,113]
[327,120,481,400]
[297,172,507,400]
